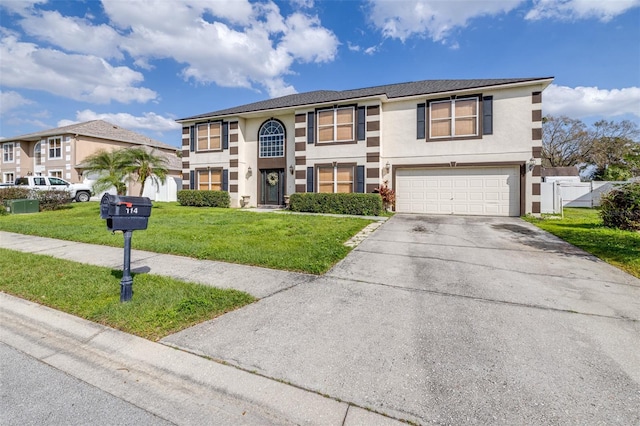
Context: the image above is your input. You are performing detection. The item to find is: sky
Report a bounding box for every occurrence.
[1,0,639,148]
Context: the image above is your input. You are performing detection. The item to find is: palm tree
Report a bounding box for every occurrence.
[124,147,169,196]
[81,149,130,195]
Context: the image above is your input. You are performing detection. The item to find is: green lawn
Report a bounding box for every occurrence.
[524,208,640,278]
[0,249,255,341]
[0,202,372,274]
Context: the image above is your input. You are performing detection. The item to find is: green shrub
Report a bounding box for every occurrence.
[32,190,72,211]
[289,193,383,216]
[177,190,230,208]
[599,182,640,231]
[0,187,32,204]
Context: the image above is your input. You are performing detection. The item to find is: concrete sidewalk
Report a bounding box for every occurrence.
[0,231,403,425]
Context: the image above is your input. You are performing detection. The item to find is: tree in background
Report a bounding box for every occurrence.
[542,115,639,180]
[82,149,130,195]
[541,115,588,167]
[581,119,640,180]
[124,147,169,196]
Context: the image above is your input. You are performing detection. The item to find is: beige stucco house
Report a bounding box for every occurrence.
[177,77,553,216]
[0,120,182,197]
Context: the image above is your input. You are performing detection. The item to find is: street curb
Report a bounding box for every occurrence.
[0,292,406,425]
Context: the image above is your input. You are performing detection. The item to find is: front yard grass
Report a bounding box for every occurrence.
[0,202,372,274]
[0,249,255,341]
[524,208,640,278]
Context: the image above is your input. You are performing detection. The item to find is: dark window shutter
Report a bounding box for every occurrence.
[222,122,229,149]
[189,126,195,152]
[307,112,315,144]
[417,103,426,139]
[306,166,314,192]
[189,170,195,189]
[222,169,228,191]
[356,165,365,193]
[482,96,493,135]
[357,106,366,141]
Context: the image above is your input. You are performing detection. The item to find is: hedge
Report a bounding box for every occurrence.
[177,190,230,208]
[0,187,70,213]
[288,193,383,216]
[599,182,640,231]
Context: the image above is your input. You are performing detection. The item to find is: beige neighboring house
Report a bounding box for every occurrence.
[178,77,553,216]
[0,120,182,199]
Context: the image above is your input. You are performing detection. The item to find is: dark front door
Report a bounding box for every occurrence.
[260,169,284,205]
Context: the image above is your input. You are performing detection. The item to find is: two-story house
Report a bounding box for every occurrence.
[0,120,182,198]
[177,77,553,216]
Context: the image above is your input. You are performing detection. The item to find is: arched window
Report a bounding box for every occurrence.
[259,120,285,158]
[34,141,42,165]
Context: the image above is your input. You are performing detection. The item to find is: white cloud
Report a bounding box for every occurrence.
[544,84,640,119]
[0,0,47,16]
[0,34,157,104]
[101,0,338,97]
[0,90,33,113]
[59,110,181,132]
[18,10,124,59]
[367,0,524,42]
[526,0,640,22]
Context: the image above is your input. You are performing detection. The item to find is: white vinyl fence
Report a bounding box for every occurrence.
[541,181,631,214]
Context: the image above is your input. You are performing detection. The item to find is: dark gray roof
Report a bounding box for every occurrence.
[178,77,553,121]
[4,120,176,151]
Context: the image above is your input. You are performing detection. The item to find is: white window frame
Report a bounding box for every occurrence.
[3,172,14,183]
[429,97,479,139]
[259,120,285,158]
[318,164,354,193]
[317,106,355,143]
[196,122,221,152]
[197,168,222,191]
[3,143,14,163]
[48,137,62,159]
[49,170,63,179]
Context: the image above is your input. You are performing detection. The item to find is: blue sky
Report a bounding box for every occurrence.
[1,0,639,148]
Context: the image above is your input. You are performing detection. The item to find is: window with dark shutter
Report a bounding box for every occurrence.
[356,165,365,193]
[307,112,315,144]
[482,96,493,135]
[222,169,228,191]
[306,166,314,192]
[222,122,229,149]
[417,103,426,139]
[357,106,366,141]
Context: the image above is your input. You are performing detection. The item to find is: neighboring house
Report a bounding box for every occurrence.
[541,166,581,183]
[0,120,181,198]
[177,77,553,216]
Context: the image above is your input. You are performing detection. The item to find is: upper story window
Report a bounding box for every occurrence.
[429,98,479,139]
[48,137,62,159]
[317,106,354,143]
[34,141,42,165]
[3,143,14,163]
[259,120,285,158]
[197,122,221,151]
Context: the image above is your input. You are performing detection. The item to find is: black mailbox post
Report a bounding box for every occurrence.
[100,194,152,302]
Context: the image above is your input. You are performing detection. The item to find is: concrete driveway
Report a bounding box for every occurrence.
[163,215,640,425]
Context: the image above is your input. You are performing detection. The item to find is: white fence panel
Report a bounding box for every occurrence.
[540,180,632,213]
[561,183,593,207]
[541,182,561,214]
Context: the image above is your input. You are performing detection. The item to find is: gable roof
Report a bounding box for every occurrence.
[178,77,553,122]
[3,120,176,151]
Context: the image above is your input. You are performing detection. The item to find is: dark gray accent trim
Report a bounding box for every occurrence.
[417,103,426,139]
[357,106,366,141]
[307,112,315,144]
[222,169,229,191]
[222,122,229,150]
[306,166,314,192]
[189,170,195,189]
[482,96,493,135]
[356,165,365,193]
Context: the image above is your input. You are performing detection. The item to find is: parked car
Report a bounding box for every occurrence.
[13,176,92,202]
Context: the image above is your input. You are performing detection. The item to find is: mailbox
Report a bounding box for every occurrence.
[100,194,152,231]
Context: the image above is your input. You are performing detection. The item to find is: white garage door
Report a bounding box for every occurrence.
[396,167,520,216]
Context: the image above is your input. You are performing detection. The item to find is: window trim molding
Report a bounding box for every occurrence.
[316,162,357,193]
[258,118,286,158]
[2,142,15,163]
[195,121,223,152]
[426,95,483,142]
[195,167,224,191]
[315,104,358,145]
[47,136,63,159]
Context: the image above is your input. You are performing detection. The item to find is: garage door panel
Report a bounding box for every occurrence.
[396,167,520,216]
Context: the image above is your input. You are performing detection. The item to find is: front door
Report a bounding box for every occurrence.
[260,169,284,205]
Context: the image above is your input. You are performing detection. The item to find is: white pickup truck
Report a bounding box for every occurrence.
[14,176,92,202]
